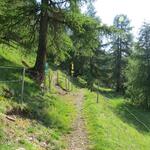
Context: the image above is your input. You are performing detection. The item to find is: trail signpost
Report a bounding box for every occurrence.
[71,62,74,77]
[44,62,49,92]
[45,62,49,75]
[70,62,74,91]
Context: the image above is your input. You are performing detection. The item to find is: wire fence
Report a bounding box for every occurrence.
[95,90,150,132]
[56,70,73,92]
[0,65,76,111]
[0,66,72,103]
[3,65,148,132]
[0,66,25,104]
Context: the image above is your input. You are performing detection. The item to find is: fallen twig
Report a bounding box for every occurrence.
[6,115,16,122]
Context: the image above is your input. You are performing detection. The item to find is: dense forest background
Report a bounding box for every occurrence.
[0,0,150,109]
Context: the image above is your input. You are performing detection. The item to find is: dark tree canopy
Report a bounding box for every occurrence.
[0,0,99,83]
[126,23,150,108]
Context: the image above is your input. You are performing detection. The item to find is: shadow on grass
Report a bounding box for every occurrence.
[71,77,87,88]
[0,56,70,131]
[98,89,119,99]
[111,101,150,134]
[82,81,150,134]
[0,56,40,100]
[48,68,150,134]
[54,69,150,134]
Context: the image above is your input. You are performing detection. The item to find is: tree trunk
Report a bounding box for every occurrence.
[33,0,48,84]
[116,51,121,92]
[116,38,122,93]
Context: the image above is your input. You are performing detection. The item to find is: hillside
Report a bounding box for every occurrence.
[1,45,150,150]
[83,89,150,150]
[1,0,150,150]
[0,45,77,150]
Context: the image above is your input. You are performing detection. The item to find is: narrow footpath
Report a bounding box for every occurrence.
[66,91,88,150]
[52,72,89,150]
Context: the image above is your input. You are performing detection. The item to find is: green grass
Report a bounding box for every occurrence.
[0,44,76,149]
[83,89,150,150]
[0,96,75,149]
[3,43,150,150]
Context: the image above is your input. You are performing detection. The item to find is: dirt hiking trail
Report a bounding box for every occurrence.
[52,72,89,150]
[66,91,88,150]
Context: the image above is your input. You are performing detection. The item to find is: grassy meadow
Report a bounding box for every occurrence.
[83,89,150,150]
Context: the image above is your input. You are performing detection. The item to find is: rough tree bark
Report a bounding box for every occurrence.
[116,38,122,93]
[116,49,122,92]
[32,0,48,84]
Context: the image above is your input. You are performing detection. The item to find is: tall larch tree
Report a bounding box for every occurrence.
[126,22,150,108]
[0,0,96,83]
[112,14,133,92]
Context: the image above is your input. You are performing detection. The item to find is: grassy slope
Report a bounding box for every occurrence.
[2,44,150,150]
[83,89,150,150]
[0,45,76,150]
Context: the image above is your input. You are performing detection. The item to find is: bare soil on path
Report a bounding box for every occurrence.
[66,91,88,150]
[52,72,88,150]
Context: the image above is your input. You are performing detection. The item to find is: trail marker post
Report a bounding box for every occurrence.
[44,62,49,92]
[48,70,52,92]
[70,62,74,91]
[67,75,69,91]
[96,91,99,103]
[57,71,59,85]
[96,82,100,103]
[65,74,68,90]
[71,62,74,77]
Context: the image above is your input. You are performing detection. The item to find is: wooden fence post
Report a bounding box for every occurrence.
[65,74,68,90]
[21,68,25,104]
[57,71,59,85]
[96,91,99,103]
[48,70,52,92]
[68,76,70,91]
[96,82,100,103]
